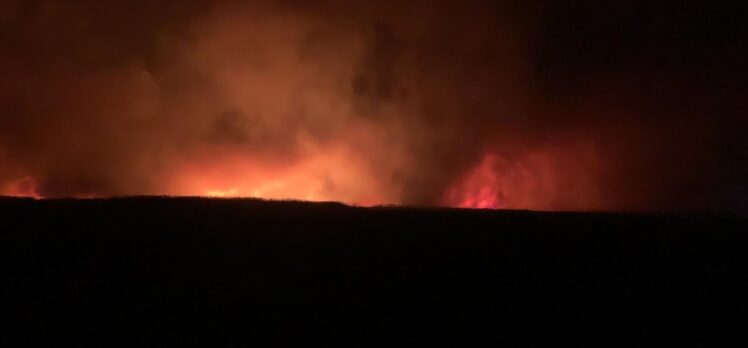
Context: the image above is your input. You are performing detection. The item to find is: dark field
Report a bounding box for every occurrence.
[2,197,747,346]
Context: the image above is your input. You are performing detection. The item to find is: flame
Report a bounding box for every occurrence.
[444,139,603,211]
[2,177,41,199]
[1,138,605,211]
[1,142,603,210]
[167,142,399,206]
[206,188,239,198]
[447,155,503,209]
[445,154,505,209]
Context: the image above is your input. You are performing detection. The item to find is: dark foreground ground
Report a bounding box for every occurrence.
[1,197,747,346]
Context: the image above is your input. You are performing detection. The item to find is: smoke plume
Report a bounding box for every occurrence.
[1,0,745,212]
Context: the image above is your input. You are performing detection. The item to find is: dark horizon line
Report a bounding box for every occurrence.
[1,195,745,218]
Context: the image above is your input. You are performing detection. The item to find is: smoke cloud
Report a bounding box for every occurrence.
[1,0,745,212]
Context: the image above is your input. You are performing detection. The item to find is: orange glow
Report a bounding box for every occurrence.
[2,177,41,199]
[206,189,240,198]
[166,143,400,206]
[445,154,505,209]
[1,138,607,211]
[1,140,607,210]
[444,140,603,211]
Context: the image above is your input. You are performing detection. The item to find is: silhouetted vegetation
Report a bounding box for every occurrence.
[1,197,746,346]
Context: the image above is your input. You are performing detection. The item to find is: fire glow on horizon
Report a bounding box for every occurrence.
[2,137,604,210]
[1,1,744,213]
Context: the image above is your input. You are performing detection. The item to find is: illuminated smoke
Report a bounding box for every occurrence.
[1,1,745,212]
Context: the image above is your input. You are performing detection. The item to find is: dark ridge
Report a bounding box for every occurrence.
[1,197,747,346]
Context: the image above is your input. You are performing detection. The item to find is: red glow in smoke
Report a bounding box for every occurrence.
[1,141,605,211]
[164,143,399,206]
[445,154,505,209]
[443,140,603,211]
[3,177,41,199]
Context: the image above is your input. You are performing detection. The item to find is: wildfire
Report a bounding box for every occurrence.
[206,188,240,198]
[443,139,603,211]
[167,143,399,206]
[1,141,604,211]
[445,154,505,209]
[2,177,41,199]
